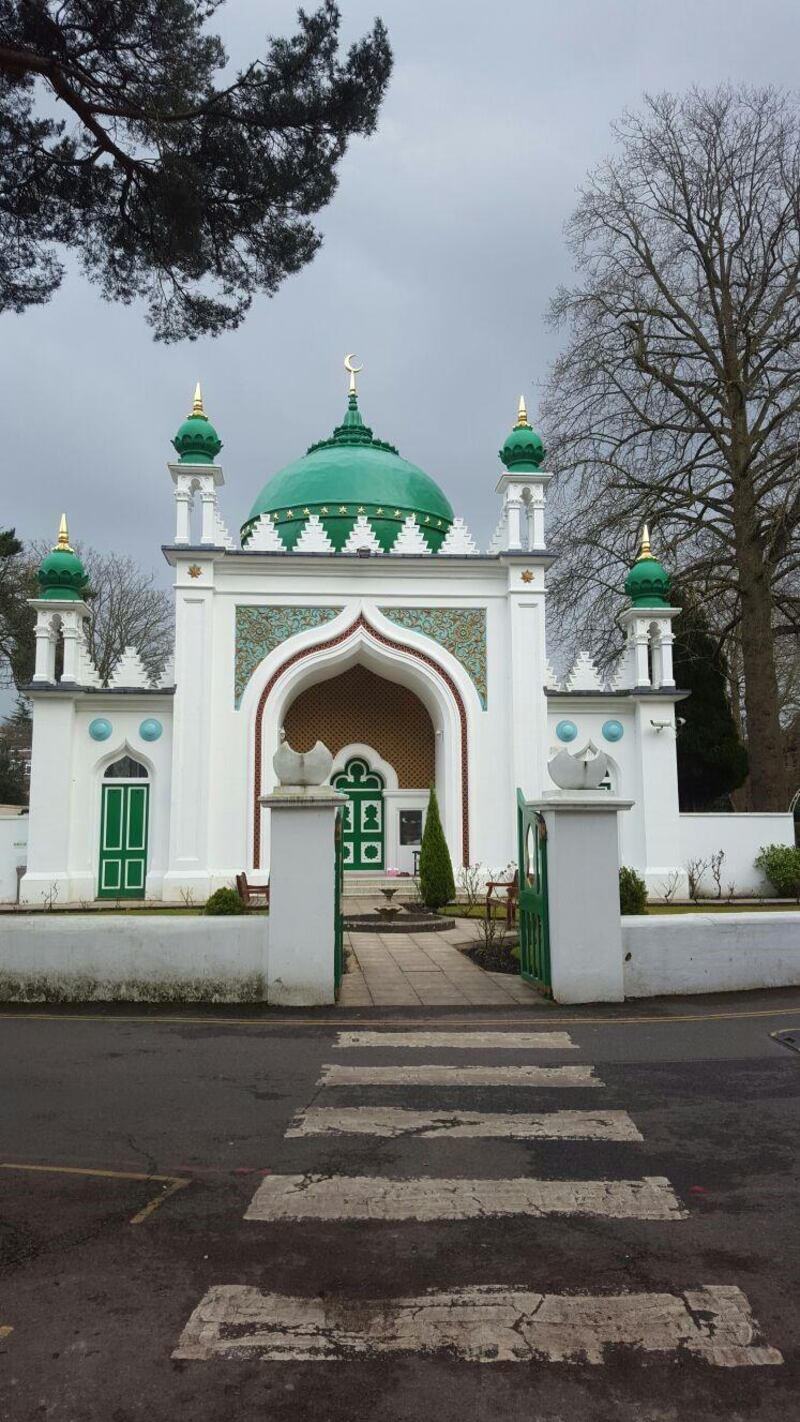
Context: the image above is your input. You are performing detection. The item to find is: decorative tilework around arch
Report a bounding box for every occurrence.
[377,607,487,707]
[235,605,343,707]
[253,614,470,868]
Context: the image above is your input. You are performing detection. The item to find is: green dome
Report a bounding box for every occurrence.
[241,392,454,552]
[624,527,671,607]
[38,517,89,601]
[172,383,222,465]
[500,396,545,472]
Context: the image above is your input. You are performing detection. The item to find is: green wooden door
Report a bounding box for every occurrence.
[98,782,149,899]
[332,756,385,870]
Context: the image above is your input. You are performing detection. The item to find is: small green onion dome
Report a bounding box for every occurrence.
[38,515,89,601]
[172,383,222,464]
[499,396,545,472]
[624,526,671,607]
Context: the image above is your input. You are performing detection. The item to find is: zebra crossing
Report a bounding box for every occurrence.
[173,1027,782,1368]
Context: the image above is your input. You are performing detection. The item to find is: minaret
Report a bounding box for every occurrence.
[618,525,679,688]
[30,514,91,683]
[169,383,226,545]
[494,395,552,551]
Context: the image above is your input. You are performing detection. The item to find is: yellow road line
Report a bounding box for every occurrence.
[1,1005,800,1029]
[0,1161,191,1224]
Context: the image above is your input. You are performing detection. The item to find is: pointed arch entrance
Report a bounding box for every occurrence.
[251,613,471,870]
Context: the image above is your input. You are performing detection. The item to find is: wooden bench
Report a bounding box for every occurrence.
[236,872,270,909]
[485,869,519,925]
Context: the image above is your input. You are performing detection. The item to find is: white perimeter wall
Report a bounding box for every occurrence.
[0,813,29,902]
[679,813,795,896]
[623,911,800,997]
[0,915,269,1002]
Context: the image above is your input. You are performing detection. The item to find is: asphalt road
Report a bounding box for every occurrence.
[1,991,799,1421]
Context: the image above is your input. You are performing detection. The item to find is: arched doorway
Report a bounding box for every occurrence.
[98,755,149,899]
[332,755,385,869]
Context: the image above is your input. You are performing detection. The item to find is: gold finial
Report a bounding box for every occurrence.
[190,381,205,417]
[637,523,653,560]
[55,513,73,553]
[344,352,363,396]
[517,394,529,427]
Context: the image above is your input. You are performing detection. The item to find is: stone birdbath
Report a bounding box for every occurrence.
[375,886,401,923]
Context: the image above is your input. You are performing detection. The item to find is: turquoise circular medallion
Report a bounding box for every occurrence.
[602,719,624,743]
[139,718,163,742]
[88,717,112,742]
[556,719,578,743]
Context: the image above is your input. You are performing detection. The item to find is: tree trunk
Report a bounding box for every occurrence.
[734,523,788,810]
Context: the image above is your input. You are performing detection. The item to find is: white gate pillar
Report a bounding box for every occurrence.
[531,794,633,1004]
[261,786,346,1006]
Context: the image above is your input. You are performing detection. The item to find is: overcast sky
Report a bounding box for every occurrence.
[3,0,799,577]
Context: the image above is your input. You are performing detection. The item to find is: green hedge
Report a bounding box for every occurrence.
[204,887,246,915]
[619,866,648,915]
[419,786,455,910]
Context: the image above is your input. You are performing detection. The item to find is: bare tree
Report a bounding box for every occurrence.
[542,85,800,809]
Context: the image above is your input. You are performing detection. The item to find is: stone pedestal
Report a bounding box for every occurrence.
[261,787,346,1007]
[531,793,634,1004]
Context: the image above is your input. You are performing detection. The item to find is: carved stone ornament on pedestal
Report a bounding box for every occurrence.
[547,740,611,792]
[272,728,334,788]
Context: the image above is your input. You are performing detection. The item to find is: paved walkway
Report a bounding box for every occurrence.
[338,912,543,1007]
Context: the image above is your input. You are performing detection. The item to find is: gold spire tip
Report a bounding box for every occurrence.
[517,394,529,427]
[191,381,205,417]
[637,523,652,560]
[56,513,73,553]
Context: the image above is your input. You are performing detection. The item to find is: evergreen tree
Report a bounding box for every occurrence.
[0,2,392,339]
[672,594,749,810]
[418,785,455,910]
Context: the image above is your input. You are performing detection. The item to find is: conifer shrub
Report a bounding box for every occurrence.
[204,887,246,915]
[619,866,648,915]
[419,786,456,910]
[755,845,800,901]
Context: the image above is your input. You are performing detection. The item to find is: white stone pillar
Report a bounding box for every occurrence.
[531,794,633,1003]
[33,619,56,683]
[174,488,192,544]
[633,624,651,687]
[527,491,546,549]
[200,489,217,545]
[505,494,524,551]
[60,617,82,683]
[657,628,675,687]
[261,787,346,1006]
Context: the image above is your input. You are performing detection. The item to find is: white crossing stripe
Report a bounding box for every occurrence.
[319,1064,598,1087]
[245,1174,685,1222]
[287,1108,641,1140]
[335,1030,577,1050]
[173,1283,782,1366]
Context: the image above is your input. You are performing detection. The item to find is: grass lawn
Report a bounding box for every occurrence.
[645,901,800,914]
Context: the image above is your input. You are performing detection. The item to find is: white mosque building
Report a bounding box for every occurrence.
[20,359,750,907]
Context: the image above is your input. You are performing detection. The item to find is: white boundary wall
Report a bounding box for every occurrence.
[623,911,800,997]
[0,811,28,902]
[0,914,269,1002]
[679,813,795,897]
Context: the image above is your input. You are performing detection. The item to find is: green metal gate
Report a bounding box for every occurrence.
[334,805,345,993]
[516,789,551,993]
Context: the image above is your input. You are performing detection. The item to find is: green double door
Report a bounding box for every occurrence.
[333,756,385,870]
[98,782,149,898]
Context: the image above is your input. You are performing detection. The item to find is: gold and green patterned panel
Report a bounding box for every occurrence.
[235,605,343,707]
[377,606,487,707]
